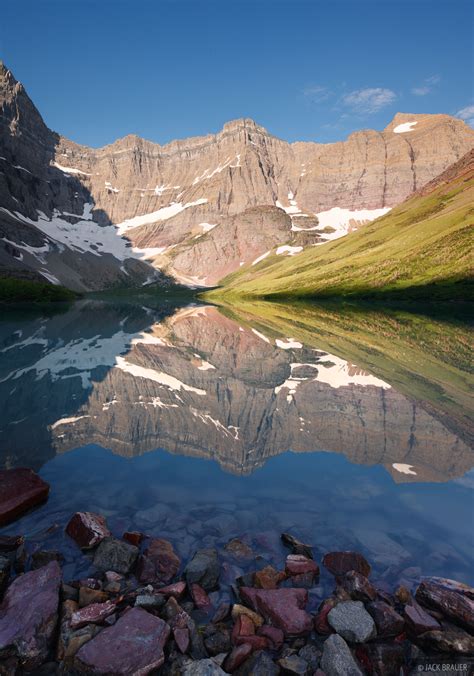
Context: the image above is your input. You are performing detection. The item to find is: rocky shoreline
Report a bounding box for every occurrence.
[0,471,473,674]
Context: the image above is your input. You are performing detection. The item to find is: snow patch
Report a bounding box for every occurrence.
[315,206,391,241]
[252,250,271,266]
[392,463,417,475]
[116,199,208,234]
[276,338,303,349]
[115,356,206,394]
[52,162,92,176]
[393,121,418,134]
[276,245,303,256]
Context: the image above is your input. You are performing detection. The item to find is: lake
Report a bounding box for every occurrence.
[0,295,473,594]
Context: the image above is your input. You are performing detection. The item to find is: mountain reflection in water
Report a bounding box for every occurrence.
[0,298,472,482]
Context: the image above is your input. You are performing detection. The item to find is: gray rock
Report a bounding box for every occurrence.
[298,644,320,670]
[328,600,377,643]
[182,658,227,675]
[135,593,166,610]
[236,650,281,675]
[277,654,308,674]
[93,537,138,574]
[185,548,220,591]
[321,634,364,676]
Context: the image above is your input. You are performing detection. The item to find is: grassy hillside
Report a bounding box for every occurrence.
[0,277,78,303]
[208,151,474,301]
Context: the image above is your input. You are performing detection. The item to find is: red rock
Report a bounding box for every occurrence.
[232,614,255,644]
[257,624,284,650]
[123,531,144,547]
[71,600,116,629]
[66,512,110,549]
[75,607,170,674]
[404,600,441,635]
[0,561,61,669]
[254,565,285,589]
[341,570,377,602]
[174,626,190,653]
[240,587,312,636]
[314,599,336,635]
[190,583,212,611]
[136,537,180,585]
[285,554,320,576]
[234,634,269,650]
[415,577,474,631]
[224,643,254,672]
[322,551,371,578]
[0,468,49,526]
[158,581,187,599]
[416,629,474,655]
[367,601,405,637]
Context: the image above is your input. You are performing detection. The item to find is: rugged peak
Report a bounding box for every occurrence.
[383,111,465,133]
[221,117,269,136]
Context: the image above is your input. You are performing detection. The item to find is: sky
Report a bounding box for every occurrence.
[1,0,473,148]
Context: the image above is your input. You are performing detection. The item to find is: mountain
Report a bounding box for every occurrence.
[1,62,473,291]
[210,149,474,300]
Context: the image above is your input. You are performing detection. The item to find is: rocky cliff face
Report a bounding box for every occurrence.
[0,302,471,482]
[1,63,473,289]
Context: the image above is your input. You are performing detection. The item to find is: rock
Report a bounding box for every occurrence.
[123,531,144,547]
[61,583,79,602]
[321,634,364,676]
[79,577,102,590]
[298,644,321,671]
[224,538,254,561]
[366,601,404,637]
[182,658,227,675]
[314,599,336,635]
[136,537,180,585]
[224,643,254,672]
[93,537,139,574]
[232,603,264,628]
[232,613,256,643]
[285,554,319,577]
[66,511,110,549]
[277,654,308,674]
[135,593,166,610]
[0,468,50,526]
[403,600,441,635]
[257,625,284,650]
[158,581,187,599]
[322,551,371,578]
[164,596,207,660]
[327,601,377,643]
[174,625,191,653]
[185,548,220,591]
[240,587,312,636]
[416,629,474,655]
[31,549,64,570]
[71,600,116,629]
[0,535,24,553]
[395,585,411,604]
[415,577,474,631]
[213,602,231,623]
[204,626,231,655]
[0,561,61,669]
[0,556,11,597]
[341,571,376,602]
[78,586,109,607]
[190,583,212,611]
[235,649,280,675]
[364,642,405,676]
[75,607,170,674]
[281,533,313,559]
[254,565,285,589]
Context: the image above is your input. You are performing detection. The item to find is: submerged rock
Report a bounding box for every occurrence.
[66,511,110,549]
[327,601,377,643]
[0,468,49,526]
[416,629,474,655]
[321,633,364,676]
[93,537,139,574]
[0,561,61,669]
[240,587,312,636]
[185,548,220,591]
[281,533,314,559]
[285,554,319,577]
[415,577,474,631]
[136,537,180,585]
[341,570,377,602]
[75,607,170,674]
[322,551,371,578]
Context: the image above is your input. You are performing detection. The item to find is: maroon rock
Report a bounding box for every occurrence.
[285,554,320,577]
[416,629,474,655]
[240,587,312,636]
[0,561,61,669]
[224,643,254,672]
[257,624,284,650]
[341,570,377,602]
[415,578,474,631]
[123,531,144,547]
[254,565,285,589]
[75,607,170,674]
[322,551,371,578]
[136,537,180,585]
[364,642,405,676]
[174,626,190,653]
[71,600,116,629]
[190,583,212,611]
[158,581,187,599]
[232,613,256,644]
[367,601,405,637]
[314,599,336,635]
[0,468,49,526]
[66,511,110,549]
[234,635,269,650]
[403,600,441,635]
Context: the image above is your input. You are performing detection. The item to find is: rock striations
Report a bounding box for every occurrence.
[1,62,473,290]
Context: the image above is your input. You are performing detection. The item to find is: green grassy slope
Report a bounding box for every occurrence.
[208,151,474,301]
[0,277,78,303]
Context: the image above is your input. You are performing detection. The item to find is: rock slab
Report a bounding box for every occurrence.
[66,511,110,549]
[328,601,377,643]
[0,468,49,526]
[321,633,364,676]
[240,587,312,636]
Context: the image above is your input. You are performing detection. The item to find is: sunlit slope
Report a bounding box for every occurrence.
[209,150,474,300]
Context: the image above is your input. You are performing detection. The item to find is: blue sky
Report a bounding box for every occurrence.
[1,0,473,147]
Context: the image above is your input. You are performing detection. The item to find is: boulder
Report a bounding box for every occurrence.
[366,601,404,637]
[240,587,312,636]
[224,538,254,562]
[322,551,371,578]
[328,601,377,643]
[93,537,138,574]
[185,548,220,591]
[66,512,110,549]
[321,634,364,676]
[341,571,377,602]
[0,468,49,526]
[75,607,170,674]
[0,561,61,669]
[136,537,180,585]
[415,577,474,631]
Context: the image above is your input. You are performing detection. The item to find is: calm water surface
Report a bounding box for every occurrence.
[0,296,473,593]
